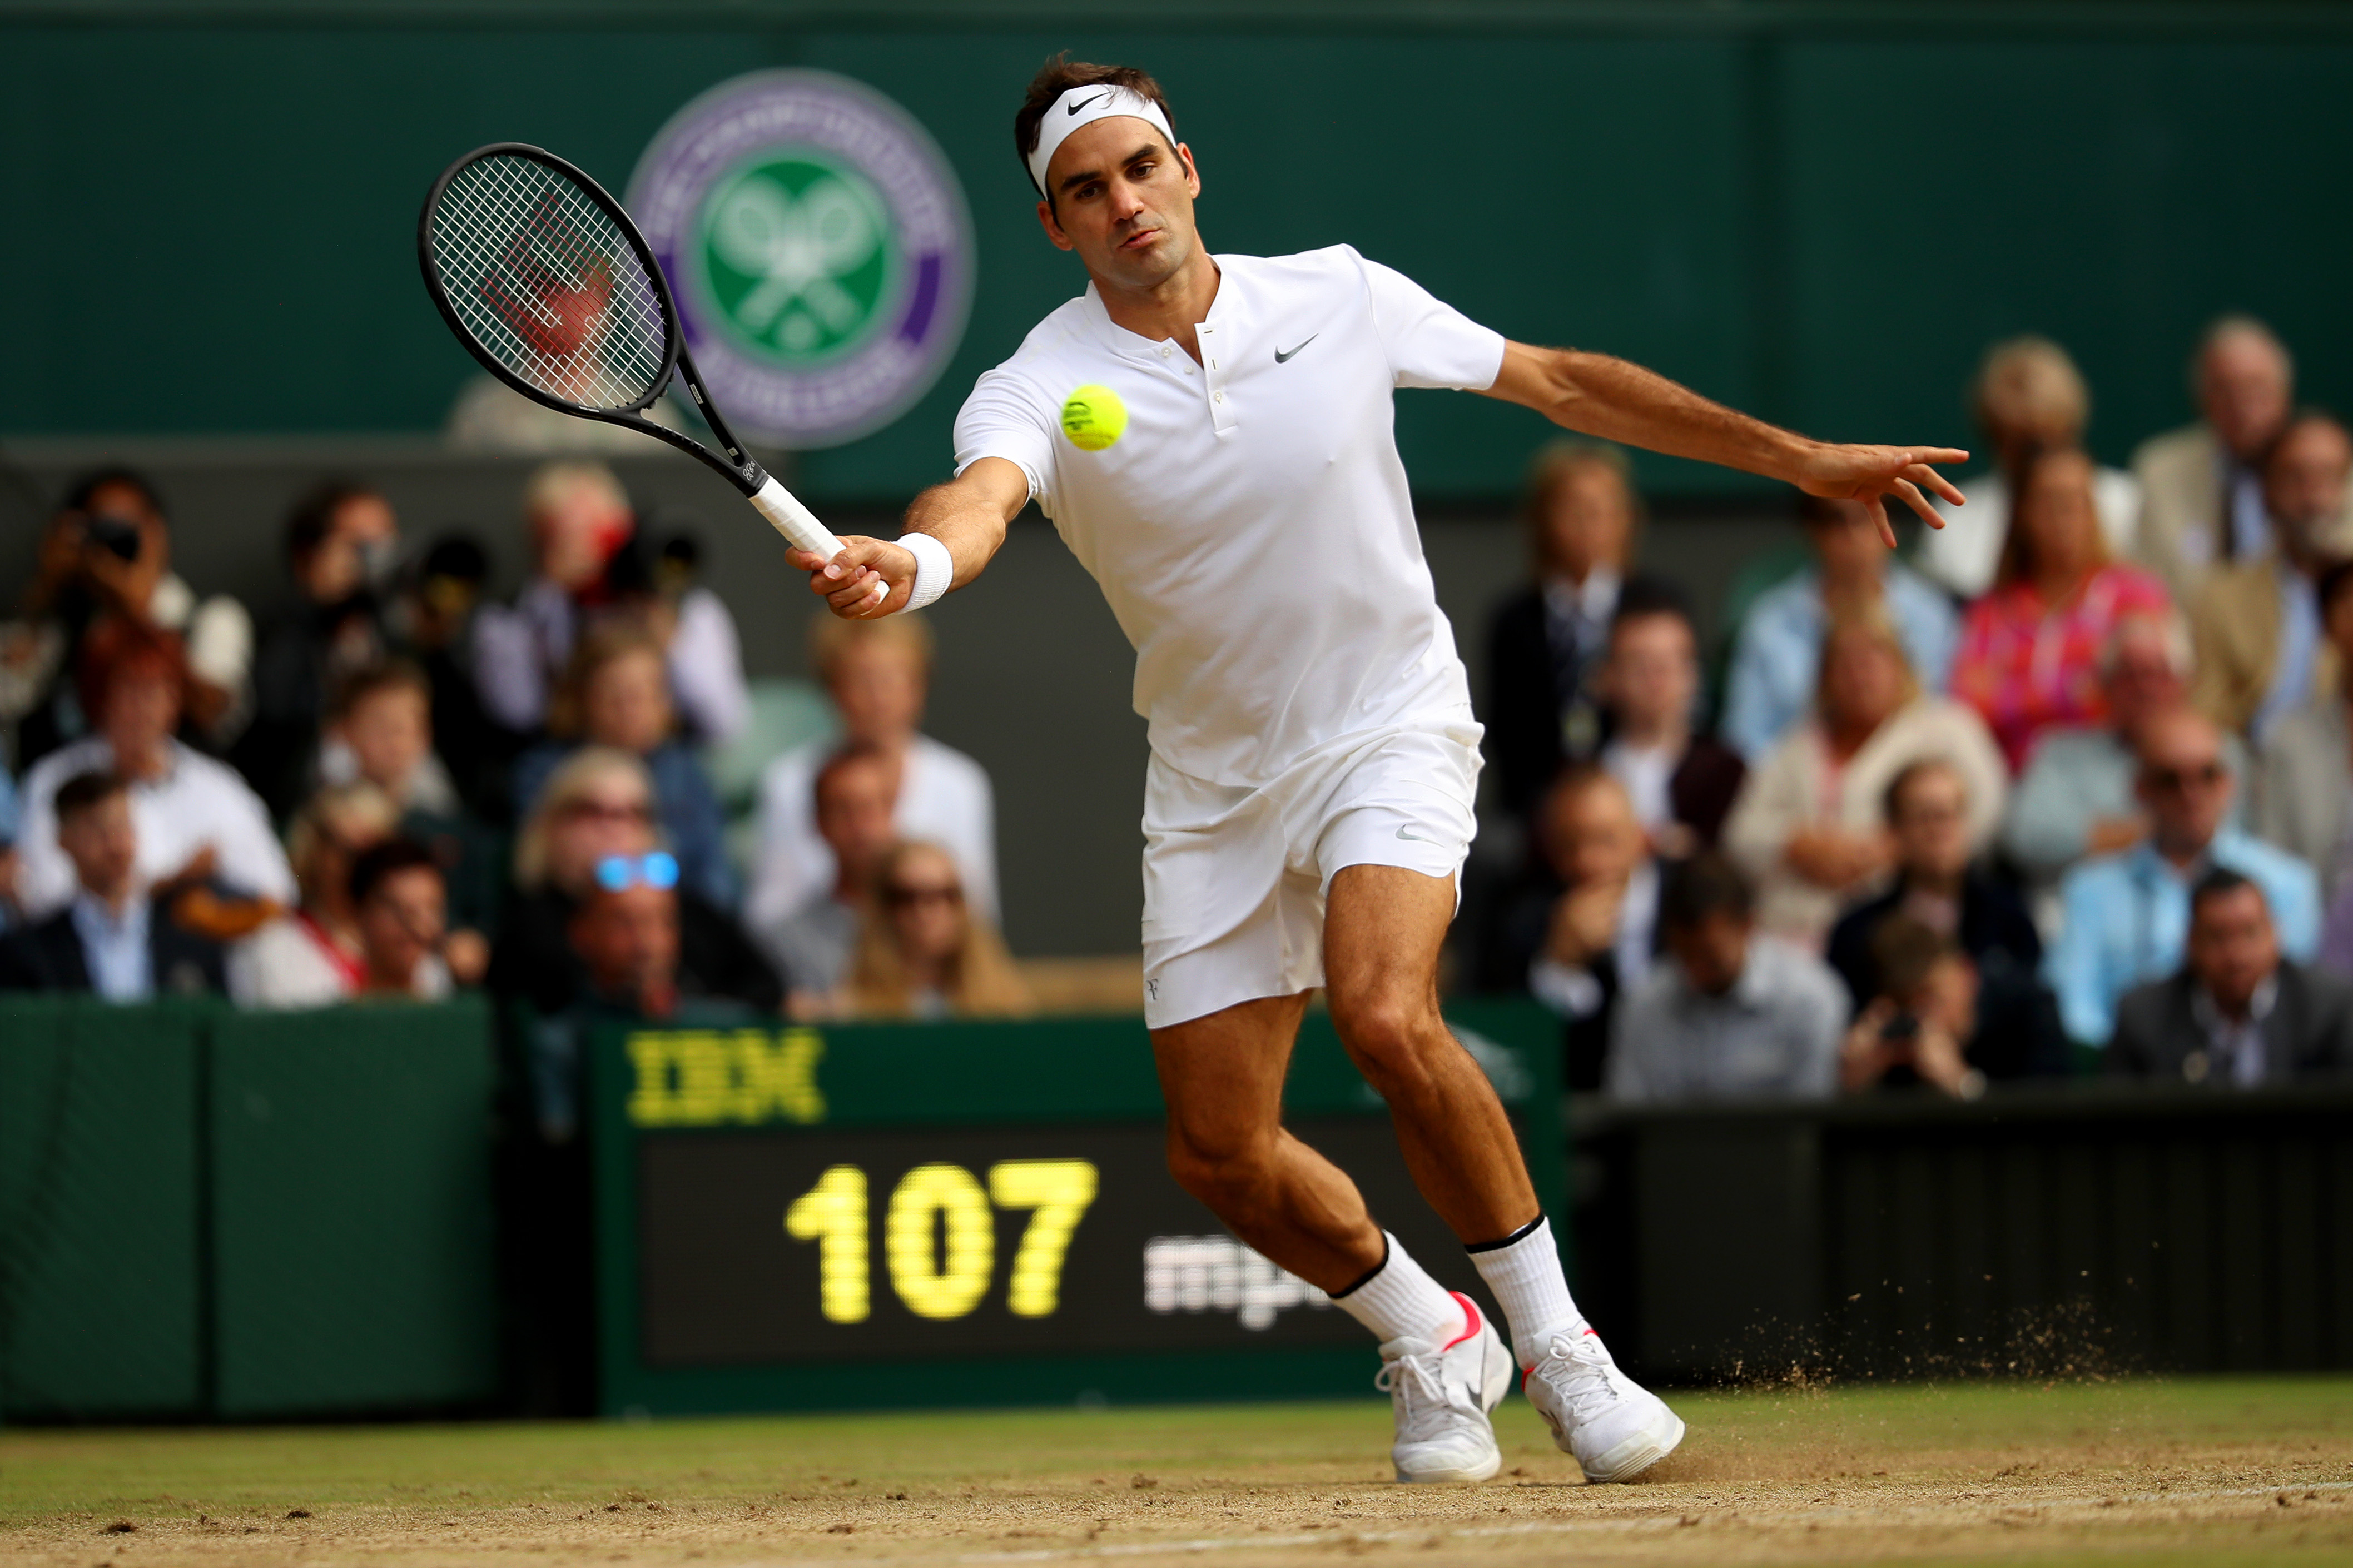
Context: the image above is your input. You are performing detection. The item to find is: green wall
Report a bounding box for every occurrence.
[5,3,2353,499]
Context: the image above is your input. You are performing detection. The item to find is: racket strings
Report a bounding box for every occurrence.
[429,153,669,411]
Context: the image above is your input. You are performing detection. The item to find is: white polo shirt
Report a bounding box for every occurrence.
[954,246,1505,788]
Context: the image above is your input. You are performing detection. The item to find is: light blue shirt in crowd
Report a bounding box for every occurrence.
[2252,560,2321,745]
[0,768,19,845]
[2046,827,2321,1047]
[1720,564,1960,762]
[70,891,153,1002]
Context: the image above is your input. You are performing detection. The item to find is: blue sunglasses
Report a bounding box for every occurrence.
[594,851,679,893]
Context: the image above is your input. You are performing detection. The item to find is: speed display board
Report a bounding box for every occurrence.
[590,1005,1558,1415]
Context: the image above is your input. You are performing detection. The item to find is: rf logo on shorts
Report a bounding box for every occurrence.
[1061,384,1127,450]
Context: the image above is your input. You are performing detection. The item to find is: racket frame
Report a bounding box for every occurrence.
[417,142,770,500]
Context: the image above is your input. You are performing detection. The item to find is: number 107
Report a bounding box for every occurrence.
[784,1160,1100,1325]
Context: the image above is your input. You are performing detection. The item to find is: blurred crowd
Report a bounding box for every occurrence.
[0,458,1019,1142]
[1477,316,2353,1102]
[5,315,2352,1107]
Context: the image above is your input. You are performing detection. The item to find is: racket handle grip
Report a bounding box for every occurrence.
[749,475,846,561]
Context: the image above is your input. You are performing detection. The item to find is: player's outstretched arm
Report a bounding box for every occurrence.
[785,456,1032,619]
[1481,342,1968,549]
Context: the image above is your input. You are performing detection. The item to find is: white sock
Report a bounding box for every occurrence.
[1329,1232,1466,1347]
[1468,1216,1585,1368]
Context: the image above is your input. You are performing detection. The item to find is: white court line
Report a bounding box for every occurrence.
[925,1476,2353,1564]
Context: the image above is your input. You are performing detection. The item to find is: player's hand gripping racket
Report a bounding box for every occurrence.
[417,143,853,573]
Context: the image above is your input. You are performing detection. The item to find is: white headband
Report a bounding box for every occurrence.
[1026,84,1176,198]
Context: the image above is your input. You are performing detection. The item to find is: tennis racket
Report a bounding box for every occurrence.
[417,142,847,565]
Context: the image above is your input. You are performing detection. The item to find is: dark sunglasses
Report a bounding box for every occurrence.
[595,851,679,892]
[2148,761,2227,792]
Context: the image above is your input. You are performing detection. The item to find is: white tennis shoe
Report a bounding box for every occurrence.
[1377,1292,1514,1484]
[1522,1326,1685,1482]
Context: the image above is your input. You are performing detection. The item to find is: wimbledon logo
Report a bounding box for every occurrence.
[630,71,974,448]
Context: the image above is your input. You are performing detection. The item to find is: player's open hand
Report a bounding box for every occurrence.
[787,536,916,619]
[1795,444,1970,550]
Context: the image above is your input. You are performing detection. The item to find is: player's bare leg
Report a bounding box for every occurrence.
[1321,862,1684,1481]
[1153,988,1509,1481]
[1320,864,1535,1241]
[1150,991,1385,1288]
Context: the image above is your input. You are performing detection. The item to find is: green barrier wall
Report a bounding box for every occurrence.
[4,3,2353,501]
[589,1001,1562,1416]
[0,995,500,1421]
[0,998,204,1419]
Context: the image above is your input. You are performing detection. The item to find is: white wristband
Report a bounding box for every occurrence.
[896,532,954,613]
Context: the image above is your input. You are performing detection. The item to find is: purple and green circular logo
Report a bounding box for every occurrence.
[629,70,973,449]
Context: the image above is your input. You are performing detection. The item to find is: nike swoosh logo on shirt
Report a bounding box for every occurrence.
[1396,825,1440,843]
[1274,336,1318,363]
[1068,92,1109,115]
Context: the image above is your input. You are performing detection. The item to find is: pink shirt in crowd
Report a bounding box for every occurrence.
[1953,564,2173,772]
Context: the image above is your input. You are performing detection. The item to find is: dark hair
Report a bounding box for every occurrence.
[813,739,891,810]
[2189,866,2265,921]
[73,618,187,723]
[2319,555,2353,618]
[285,479,380,564]
[1013,54,1177,202]
[1659,850,1753,932]
[62,465,166,521]
[349,835,440,908]
[1609,578,1692,636]
[1882,755,1963,826]
[330,658,431,721]
[53,769,127,823]
[421,532,490,584]
[1868,915,1964,1003]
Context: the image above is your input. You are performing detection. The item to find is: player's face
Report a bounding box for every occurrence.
[1037,121,1202,292]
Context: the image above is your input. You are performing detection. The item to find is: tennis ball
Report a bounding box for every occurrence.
[1061,384,1128,451]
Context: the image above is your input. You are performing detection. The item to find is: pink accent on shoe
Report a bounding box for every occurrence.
[1439,1292,1482,1352]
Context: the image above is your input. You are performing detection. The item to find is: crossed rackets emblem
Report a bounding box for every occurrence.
[706,165,886,356]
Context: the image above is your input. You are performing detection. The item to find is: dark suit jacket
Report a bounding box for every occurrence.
[0,901,229,997]
[488,886,784,1018]
[1483,573,1685,820]
[2109,962,2353,1084]
[1825,872,2066,1079]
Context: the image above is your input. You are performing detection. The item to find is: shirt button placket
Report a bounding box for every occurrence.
[1200,322,1235,433]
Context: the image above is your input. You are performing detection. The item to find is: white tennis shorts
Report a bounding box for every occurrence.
[1138,721,1483,1029]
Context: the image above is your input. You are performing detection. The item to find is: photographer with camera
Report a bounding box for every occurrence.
[2,469,250,765]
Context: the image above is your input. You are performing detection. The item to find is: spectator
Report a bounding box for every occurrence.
[1497,768,1656,1092]
[1605,851,1845,1103]
[2255,559,2353,899]
[1952,447,2175,771]
[470,461,747,745]
[2000,613,2247,891]
[756,743,899,1012]
[565,855,701,1018]
[844,840,1031,1020]
[1837,919,1984,1098]
[751,614,997,937]
[349,837,455,1001]
[0,770,229,998]
[2132,316,2303,595]
[0,467,252,763]
[489,747,779,1020]
[1828,759,2066,1079]
[391,532,511,820]
[512,623,734,909]
[2048,708,2321,1047]
[0,768,18,926]
[2190,410,2352,741]
[324,660,497,960]
[1923,336,2142,599]
[14,622,293,918]
[1483,440,1683,819]
[231,781,399,1008]
[1720,495,1958,764]
[2111,869,2353,1084]
[236,481,401,818]
[1725,611,2007,948]
[1596,591,1744,855]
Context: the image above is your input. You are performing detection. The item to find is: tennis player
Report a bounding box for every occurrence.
[791,59,1964,1484]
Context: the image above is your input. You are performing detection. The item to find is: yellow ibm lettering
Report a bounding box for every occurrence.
[626,1029,827,1126]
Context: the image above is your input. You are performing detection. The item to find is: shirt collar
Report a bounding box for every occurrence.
[2193,971,2278,1032]
[1081,275,1215,363]
[1545,565,1621,623]
[72,888,149,937]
